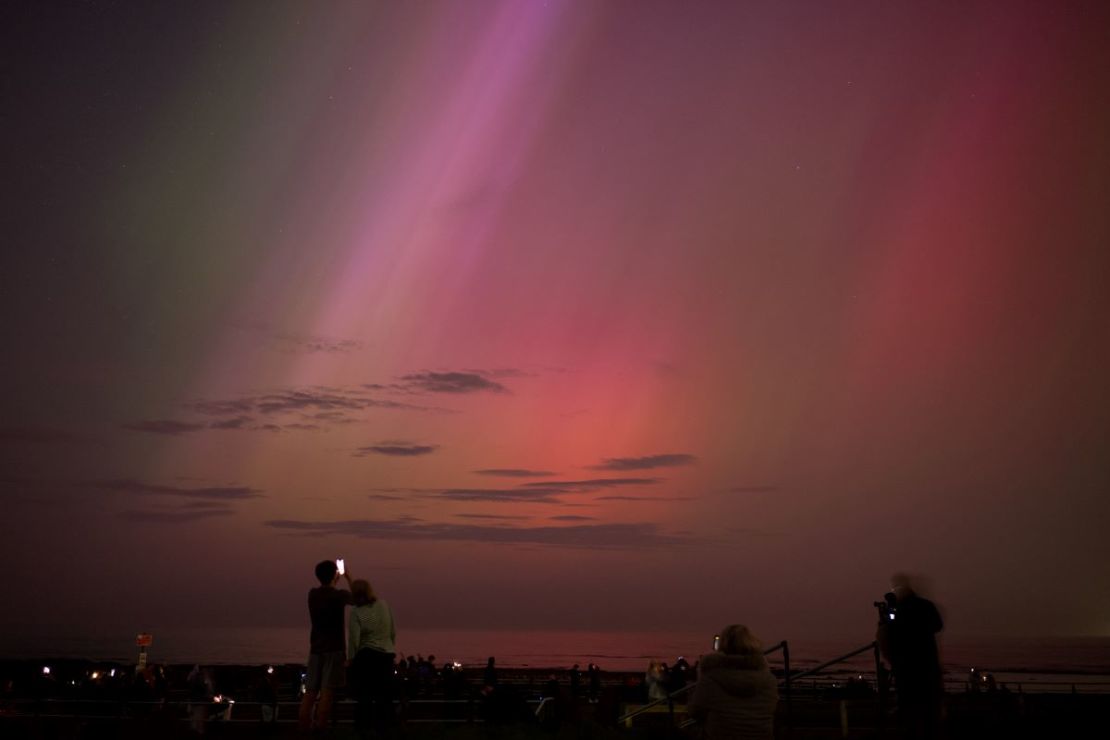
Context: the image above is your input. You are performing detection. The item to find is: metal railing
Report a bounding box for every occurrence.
[620,639,887,737]
[0,695,553,725]
[618,640,790,726]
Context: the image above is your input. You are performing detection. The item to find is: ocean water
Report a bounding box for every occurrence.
[3,627,1109,684]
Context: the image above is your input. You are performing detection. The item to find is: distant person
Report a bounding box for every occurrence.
[298,559,352,733]
[671,656,691,692]
[587,663,602,703]
[486,656,503,692]
[187,665,214,735]
[877,573,944,739]
[645,660,667,701]
[687,624,778,740]
[569,663,581,699]
[348,578,397,737]
[255,667,279,733]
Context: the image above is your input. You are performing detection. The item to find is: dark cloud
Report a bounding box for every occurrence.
[595,495,695,501]
[121,419,206,436]
[473,468,558,478]
[550,515,595,521]
[518,478,661,490]
[189,387,433,420]
[354,442,438,457]
[589,454,697,471]
[264,518,688,549]
[91,478,263,500]
[252,390,415,415]
[398,371,507,394]
[0,426,85,444]
[367,494,407,501]
[283,423,321,431]
[456,513,530,521]
[437,488,565,504]
[462,368,534,379]
[728,485,779,494]
[311,411,359,424]
[209,415,254,430]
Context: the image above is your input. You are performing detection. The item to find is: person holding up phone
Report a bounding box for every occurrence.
[298,559,352,733]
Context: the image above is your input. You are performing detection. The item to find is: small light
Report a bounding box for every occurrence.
[91,672,100,680]
[42,666,51,675]
[266,666,274,675]
[213,694,222,703]
[228,699,235,705]
[110,669,116,677]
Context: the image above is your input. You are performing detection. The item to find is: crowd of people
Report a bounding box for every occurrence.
[0,563,946,740]
[297,560,944,739]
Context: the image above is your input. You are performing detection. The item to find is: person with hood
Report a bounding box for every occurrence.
[687,624,778,739]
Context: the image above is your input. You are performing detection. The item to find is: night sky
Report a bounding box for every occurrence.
[2,1,1109,644]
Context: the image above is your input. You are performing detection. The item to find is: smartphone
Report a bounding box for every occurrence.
[336,558,345,575]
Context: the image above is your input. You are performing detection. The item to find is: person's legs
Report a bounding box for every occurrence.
[301,652,325,732]
[370,651,396,735]
[314,651,347,730]
[350,650,371,736]
[298,689,318,732]
[316,688,335,729]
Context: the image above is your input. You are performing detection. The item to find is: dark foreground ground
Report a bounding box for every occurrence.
[3,659,1106,739]
[3,691,1108,740]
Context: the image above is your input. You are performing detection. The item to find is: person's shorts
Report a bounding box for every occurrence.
[306,650,346,691]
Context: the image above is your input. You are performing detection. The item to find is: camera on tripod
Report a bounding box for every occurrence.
[874,591,898,622]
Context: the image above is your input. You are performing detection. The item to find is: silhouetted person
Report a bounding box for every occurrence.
[187,665,213,735]
[484,656,499,691]
[255,667,279,733]
[646,660,667,701]
[298,559,352,733]
[687,624,778,740]
[348,578,396,737]
[877,573,944,740]
[670,656,691,694]
[569,664,581,699]
[587,663,601,703]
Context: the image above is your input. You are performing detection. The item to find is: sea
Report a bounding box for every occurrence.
[4,628,1109,693]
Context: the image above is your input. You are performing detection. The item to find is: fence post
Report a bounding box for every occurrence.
[873,641,885,739]
[782,640,793,738]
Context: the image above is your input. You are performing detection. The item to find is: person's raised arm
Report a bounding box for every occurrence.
[335,569,353,603]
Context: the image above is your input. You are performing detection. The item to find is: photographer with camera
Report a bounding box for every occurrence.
[876,573,944,740]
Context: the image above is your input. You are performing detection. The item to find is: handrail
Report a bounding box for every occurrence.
[656,640,879,733]
[617,640,787,724]
[789,641,877,682]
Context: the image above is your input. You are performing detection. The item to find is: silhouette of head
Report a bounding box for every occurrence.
[315,560,338,585]
[351,579,374,605]
[717,624,764,664]
[891,572,916,600]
